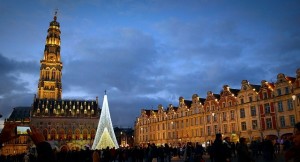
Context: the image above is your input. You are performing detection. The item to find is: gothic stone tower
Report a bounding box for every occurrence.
[37,11,62,100]
[31,12,100,151]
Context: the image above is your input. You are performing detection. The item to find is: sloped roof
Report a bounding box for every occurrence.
[184,100,192,108]
[199,98,206,104]
[230,88,240,96]
[213,94,221,100]
[286,76,296,83]
[7,107,31,121]
[250,84,261,92]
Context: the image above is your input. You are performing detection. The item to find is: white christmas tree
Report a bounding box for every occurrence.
[92,94,119,149]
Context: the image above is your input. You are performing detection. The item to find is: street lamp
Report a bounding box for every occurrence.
[292,94,297,124]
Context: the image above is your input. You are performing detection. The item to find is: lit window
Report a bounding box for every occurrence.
[278,101,283,112]
[252,120,258,129]
[266,118,272,129]
[290,115,295,126]
[240,108,245,118]
[264,103,270,114]
[280,116,285,127]
[251,106,256,116]
[241,122,247,131]
[287,99,293,110]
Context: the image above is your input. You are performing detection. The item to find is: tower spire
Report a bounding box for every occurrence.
[37,14,63,100]
[54,9,58,21]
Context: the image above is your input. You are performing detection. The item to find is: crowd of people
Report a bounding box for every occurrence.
[0,122,299,162]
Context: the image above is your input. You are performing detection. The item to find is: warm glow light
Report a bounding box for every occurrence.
[292,95,296,101]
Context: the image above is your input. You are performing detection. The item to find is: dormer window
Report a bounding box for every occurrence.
[263,92,268,99]
[249,96,253,102]
[285,87,289,94]
[277,89,282,96]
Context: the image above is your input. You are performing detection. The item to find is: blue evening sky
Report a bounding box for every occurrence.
[0,0,299,128]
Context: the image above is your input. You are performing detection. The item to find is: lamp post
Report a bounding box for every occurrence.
[212,112,215,135]
[292,95,297,122]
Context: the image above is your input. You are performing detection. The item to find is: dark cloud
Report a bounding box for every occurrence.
[0,53,38,120]
[1,0,300,128]
[0,53,38,94]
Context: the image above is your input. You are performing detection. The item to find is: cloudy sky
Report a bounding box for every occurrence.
[0,0,300,129]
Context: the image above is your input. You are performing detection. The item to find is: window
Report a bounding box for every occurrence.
[280,116,285,127]
[252,120,258,129]
[263,92,268,99]
[240,98,244,104]
[230,111,235,120]
[224,124,228,133]
[249,96,253,102]
[222,102,225,108]
[222,112,227,121]
[277,89,281,96]
[200,128,204,136]
[290,115,295,126]
[251,106,256,116]
[213,114,217,122]
[206,106,210,112]
[207,126,211,135]
[231,123,236,132]
[278,101,283,112]
[287,99,293,110]
[200,117,204,124]
[240,108,245,118]
[214,125,218,134]
[186,119,189,127]
[266,118,272,129]
[285,87,289,94]
[241,122,247,131]
[207,115,211,123]
[264,103,270,114]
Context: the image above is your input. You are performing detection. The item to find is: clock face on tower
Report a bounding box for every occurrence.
[48,54,56,61]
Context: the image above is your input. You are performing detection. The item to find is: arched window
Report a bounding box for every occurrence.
[83,129,88,140]
[75,129,81,140]
[67,129,72,141]
[50,129,56,140]
[59,129,65,140]
[43,129,48,140]
[91,129,96,139]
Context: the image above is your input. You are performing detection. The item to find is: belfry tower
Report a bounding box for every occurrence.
[37,11,62,100]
